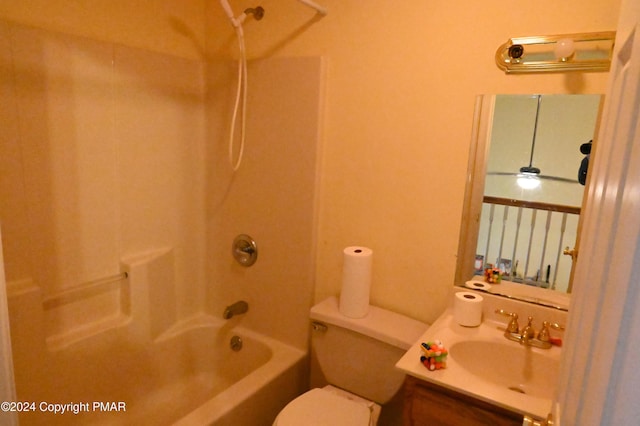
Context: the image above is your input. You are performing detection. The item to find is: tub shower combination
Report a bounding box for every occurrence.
[8,249,306,425]
[3,0,327,424]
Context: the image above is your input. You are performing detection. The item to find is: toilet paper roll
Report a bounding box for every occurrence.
[465,280,492,291]
[339,246,373,318]
[453,291,483,327]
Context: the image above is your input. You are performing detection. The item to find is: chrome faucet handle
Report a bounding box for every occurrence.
[495,309,520,333]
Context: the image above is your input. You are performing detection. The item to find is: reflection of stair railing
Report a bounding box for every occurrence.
[477,196,581,291]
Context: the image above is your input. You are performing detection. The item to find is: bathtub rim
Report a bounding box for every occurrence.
[171,316,307,426]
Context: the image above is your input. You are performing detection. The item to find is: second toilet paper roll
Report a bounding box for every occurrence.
[339,246,373,318]
[453,291,483,327]
[464,280,492,291]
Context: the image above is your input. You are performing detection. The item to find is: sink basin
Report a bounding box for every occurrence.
[396,297,567,419]
[449,340,559,399]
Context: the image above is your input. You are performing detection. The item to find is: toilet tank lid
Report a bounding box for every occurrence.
[310,297,429,350]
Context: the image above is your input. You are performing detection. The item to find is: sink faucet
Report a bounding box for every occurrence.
[495,309,564,349]
[520,317,536,346]
[495,309,520,340]
[223,300,249,319]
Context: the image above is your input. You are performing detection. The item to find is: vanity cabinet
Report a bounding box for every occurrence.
[403,376,522,426]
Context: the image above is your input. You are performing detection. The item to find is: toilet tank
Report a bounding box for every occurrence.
[309,297,428,404]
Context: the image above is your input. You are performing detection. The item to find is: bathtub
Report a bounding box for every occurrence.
[14,316,308,426]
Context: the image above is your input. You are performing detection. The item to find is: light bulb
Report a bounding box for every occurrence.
[517,174,541,189]
[554,38,575,61]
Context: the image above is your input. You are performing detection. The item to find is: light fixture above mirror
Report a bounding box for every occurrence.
[496,31,616,73]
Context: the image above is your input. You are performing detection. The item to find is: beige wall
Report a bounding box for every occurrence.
[0,0,207,60]
[0,0,621,325]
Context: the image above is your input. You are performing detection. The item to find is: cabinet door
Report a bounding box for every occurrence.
[404,377,522,426]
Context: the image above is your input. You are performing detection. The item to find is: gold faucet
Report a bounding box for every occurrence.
[495,310,563,349]
[520,317,536,346]
[495,309,521,342]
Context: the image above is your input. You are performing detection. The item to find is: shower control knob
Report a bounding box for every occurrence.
[232,234,258,266]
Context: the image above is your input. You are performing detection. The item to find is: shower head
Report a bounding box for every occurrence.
[219,0,265,27]
[221,0,324,26]
[233,6,265,26]
[244,6,265,20]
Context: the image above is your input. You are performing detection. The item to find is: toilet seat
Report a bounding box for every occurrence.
[274,388,373,426]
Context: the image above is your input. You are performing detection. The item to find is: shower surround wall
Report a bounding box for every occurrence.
[205,55,323,349]
[0,19,207,338]
[0,18,321,424]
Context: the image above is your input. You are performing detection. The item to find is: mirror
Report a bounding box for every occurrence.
[455,94,604,310]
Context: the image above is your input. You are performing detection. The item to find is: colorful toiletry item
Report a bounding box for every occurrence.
[420,341,448,371]
[484,265,502,283]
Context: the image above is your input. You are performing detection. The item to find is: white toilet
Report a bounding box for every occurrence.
[274,296,428,426]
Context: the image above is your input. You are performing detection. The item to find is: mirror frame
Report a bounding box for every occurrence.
[455,95,492,288]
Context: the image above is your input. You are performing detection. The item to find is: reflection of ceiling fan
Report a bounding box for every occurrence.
[487,94,579,189]
[488,170,579,187]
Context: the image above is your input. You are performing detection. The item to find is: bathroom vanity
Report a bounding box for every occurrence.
[396,289,567,425]
[403,376,521,426]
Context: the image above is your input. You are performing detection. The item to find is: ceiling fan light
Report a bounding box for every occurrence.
[519,166,541,175]
[517,173,541,189]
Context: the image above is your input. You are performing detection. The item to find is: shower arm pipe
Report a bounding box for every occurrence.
[297,0,328,16]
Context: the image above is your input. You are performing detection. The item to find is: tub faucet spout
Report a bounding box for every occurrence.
[223,300,249,319]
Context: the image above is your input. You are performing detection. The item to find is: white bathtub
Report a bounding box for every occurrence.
[14,316,307,426]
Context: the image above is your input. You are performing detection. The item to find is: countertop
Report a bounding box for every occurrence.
[396,309,562,420]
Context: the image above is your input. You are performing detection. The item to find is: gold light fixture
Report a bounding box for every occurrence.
[496,31,616,73]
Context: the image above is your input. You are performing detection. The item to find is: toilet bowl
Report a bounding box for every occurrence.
[273,386,380,426]
[274,297,429,426]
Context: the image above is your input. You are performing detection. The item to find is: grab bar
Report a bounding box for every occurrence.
[43,272,128,309]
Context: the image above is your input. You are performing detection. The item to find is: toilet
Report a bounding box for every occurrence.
[274,296,428,426]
